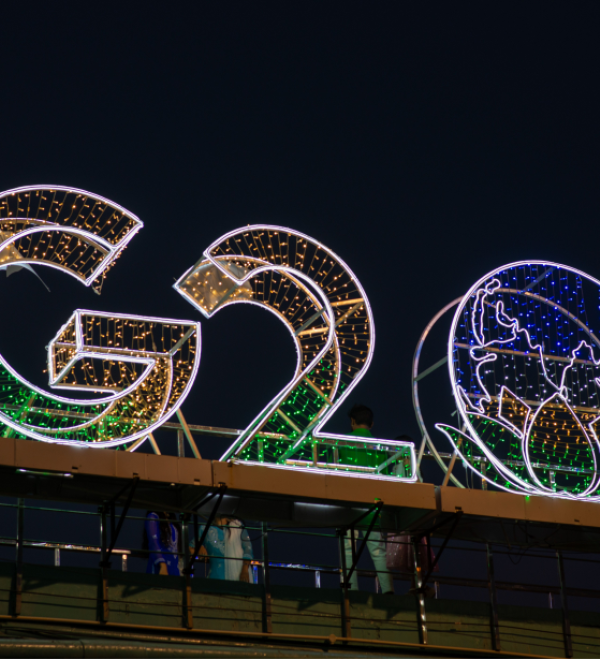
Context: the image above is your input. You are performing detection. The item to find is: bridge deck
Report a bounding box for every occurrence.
[0,437,598,550]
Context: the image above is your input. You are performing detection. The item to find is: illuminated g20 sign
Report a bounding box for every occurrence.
[437,262,600,500]
[8,187,600,496]
[0,185,415,483]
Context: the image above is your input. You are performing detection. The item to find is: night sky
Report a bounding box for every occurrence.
[0,3,599,599]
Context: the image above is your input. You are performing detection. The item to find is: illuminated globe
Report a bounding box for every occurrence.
[436,261,600,499]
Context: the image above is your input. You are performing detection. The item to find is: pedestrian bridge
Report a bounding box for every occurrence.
[0,436,598,657]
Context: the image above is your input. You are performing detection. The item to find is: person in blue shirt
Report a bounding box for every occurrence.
[196,516,254,582]
[143,511,182,576]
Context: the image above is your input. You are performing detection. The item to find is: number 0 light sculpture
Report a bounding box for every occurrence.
[175,226,415,481]
[0,186,200,446]
[437,261,600,499]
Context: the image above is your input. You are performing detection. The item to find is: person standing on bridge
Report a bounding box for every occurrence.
[143,511,182,576]
[196,516,254,582]
[339,403,394,595]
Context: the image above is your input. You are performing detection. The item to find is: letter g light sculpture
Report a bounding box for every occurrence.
[0,186,200,447]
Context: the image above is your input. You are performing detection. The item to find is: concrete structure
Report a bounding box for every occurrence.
[0,436,599,657]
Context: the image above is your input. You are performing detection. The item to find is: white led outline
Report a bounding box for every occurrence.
[2,320,201,445]
[435,424,538,496]
[238,450,415,483]
[439,260,600,500]
[0,308,198,408]
[437,391,538,495]
[0,185,143,285]
[460,282,572,492]
[467,281,600,496]
[175,225,416,481]
[0,225,132,288]
[176,256,340,457]
[0,185,202,447]
[469,288,600,497]
[22,309,202,437]
[203,228,365,455]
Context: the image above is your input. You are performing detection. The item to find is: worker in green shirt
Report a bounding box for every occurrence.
[338,404,389,468]
[342,404,394,594]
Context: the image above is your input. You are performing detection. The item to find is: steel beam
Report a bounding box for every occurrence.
[486,544,501,651]
[13,498,24,617]
[99,505,109,623]
[557,550,573,658]
[338,530,351,639]
[411,536,427,645]
[262,523,272,634]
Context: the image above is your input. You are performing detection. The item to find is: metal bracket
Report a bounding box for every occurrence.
[185,485,227,576]
[177,409,202,459]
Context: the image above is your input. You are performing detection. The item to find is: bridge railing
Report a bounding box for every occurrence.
[0,496,597,656]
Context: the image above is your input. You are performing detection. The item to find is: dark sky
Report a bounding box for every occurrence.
[1,2,599,466]
[1,2,600,609]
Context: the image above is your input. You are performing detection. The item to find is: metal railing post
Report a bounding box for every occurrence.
[411,536,427,645]
[100,505,108,566]
[13,498,24,616]
[99,505,109,623]
[557,550,573,658]
[338,529,351,639]
[332,447,339,464]
[262,523,272,634]
[177,429,185,458]
[182,513,193,629]
[486,543,501,651]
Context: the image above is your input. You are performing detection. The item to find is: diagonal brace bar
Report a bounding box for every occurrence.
[107,476,139,505]
[344,500,383,587]
[414,511,457,539]
[176,410,202,459]
[341,500,383,533]
[186,485,227,575]
[191,489,223,513]
[420,511,462,589]
[102,477,139,566]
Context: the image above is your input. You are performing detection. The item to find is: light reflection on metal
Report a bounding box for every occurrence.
[0,186,200,447]
[435,261,600,499]
[175,225,415,481]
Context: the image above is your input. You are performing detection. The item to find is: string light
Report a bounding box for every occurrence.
[175,225,416,481]
[437,261,600,499]
[0,185,200,447]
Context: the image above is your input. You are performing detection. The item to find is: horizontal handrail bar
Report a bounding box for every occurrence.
[0,538,130,556]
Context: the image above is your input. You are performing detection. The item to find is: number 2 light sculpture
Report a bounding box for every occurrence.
[175,226,416,481]
[436,261,600,499]
[0,186,200,446]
